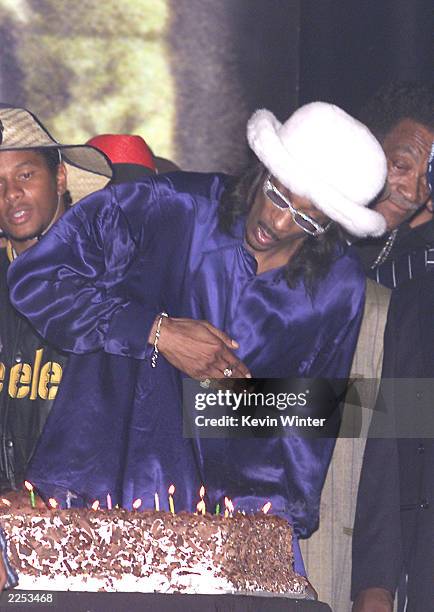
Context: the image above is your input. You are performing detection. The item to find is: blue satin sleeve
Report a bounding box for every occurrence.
[8,184,163,358]
[0,525,18,589]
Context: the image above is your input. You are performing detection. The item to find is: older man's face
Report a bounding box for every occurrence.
[374,119,433,231]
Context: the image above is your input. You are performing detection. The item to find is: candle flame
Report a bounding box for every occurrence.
[24,480,34,492]
[262,501,272,514]
[91,500,100,511]
[199,485,205,499]
[168,484,175,496]
[224,497,234,512]
[1,498,11,507]
[132,498,142,510]
[48,498,58,509]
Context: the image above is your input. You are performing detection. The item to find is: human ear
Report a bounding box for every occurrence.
[56,162,67,195]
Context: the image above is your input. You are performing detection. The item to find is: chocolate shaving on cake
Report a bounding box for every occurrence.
[0,492,308,596]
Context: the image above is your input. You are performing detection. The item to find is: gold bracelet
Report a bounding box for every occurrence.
[151,312,169,368]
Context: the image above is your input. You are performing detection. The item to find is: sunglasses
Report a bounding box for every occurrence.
[263,175,332,237]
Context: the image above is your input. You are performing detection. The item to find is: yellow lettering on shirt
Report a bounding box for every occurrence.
[8,363,31,398]
[0,349,64,400]
[0,362,4,393]
[30,348,44,400]
[38,362,62,400]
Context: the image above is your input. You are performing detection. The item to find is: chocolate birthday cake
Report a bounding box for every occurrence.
[1,493,309,597]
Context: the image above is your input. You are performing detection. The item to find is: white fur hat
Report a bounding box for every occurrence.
[247,102,387,237]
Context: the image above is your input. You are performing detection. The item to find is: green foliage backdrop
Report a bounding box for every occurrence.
[0,0,175,157]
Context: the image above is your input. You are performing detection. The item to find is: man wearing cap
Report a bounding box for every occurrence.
[87,133,157,183]
[87,133,181,179]
[0,106,111,493]
[8,103,386,556]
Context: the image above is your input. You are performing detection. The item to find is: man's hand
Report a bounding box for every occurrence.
[352,588,394,612]
[150,316,251,379]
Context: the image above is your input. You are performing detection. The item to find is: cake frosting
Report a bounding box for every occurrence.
[1,493,310,597]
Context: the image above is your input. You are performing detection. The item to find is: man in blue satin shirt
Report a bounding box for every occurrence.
[8,103,387,557]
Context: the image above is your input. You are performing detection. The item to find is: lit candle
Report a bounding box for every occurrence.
[106,494,112,510]
[24,481,36,509]
[154,492,160,511]
[224,497,234,518]
[168,485,175,515]
[132,498,142,511]
[91,500,100,511]
[48,498,58,509]
[262,501,272,514]
[215,503,220,516]
[197,485,206,515]
[1,498,11,507]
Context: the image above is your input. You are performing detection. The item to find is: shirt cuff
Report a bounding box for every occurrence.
[105,302,157,360]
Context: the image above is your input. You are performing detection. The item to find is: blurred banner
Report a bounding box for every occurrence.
[0,0,298,174]
[0,1,430,174]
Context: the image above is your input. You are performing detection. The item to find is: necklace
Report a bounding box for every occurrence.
[370,229,399,269]
[6,240,17,262]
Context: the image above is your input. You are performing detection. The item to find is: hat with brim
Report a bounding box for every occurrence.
[87,134,156,184]
[87,134,181,179]
[247,102,388,237]
[0,106,112,203]
[110,163,155,183]
[154,156,181,174]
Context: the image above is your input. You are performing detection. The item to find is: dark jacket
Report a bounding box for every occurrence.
[353,221,434,276]
[0,248,67,491]
[351,274,434,611]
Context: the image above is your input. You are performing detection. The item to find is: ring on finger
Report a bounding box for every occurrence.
[223,367,233,378]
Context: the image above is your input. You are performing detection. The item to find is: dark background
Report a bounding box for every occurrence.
[298,0,433,114]
[169,0,433,171]
[0,0,431,172]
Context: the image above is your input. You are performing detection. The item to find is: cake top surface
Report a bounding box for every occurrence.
[0,491,308,597]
